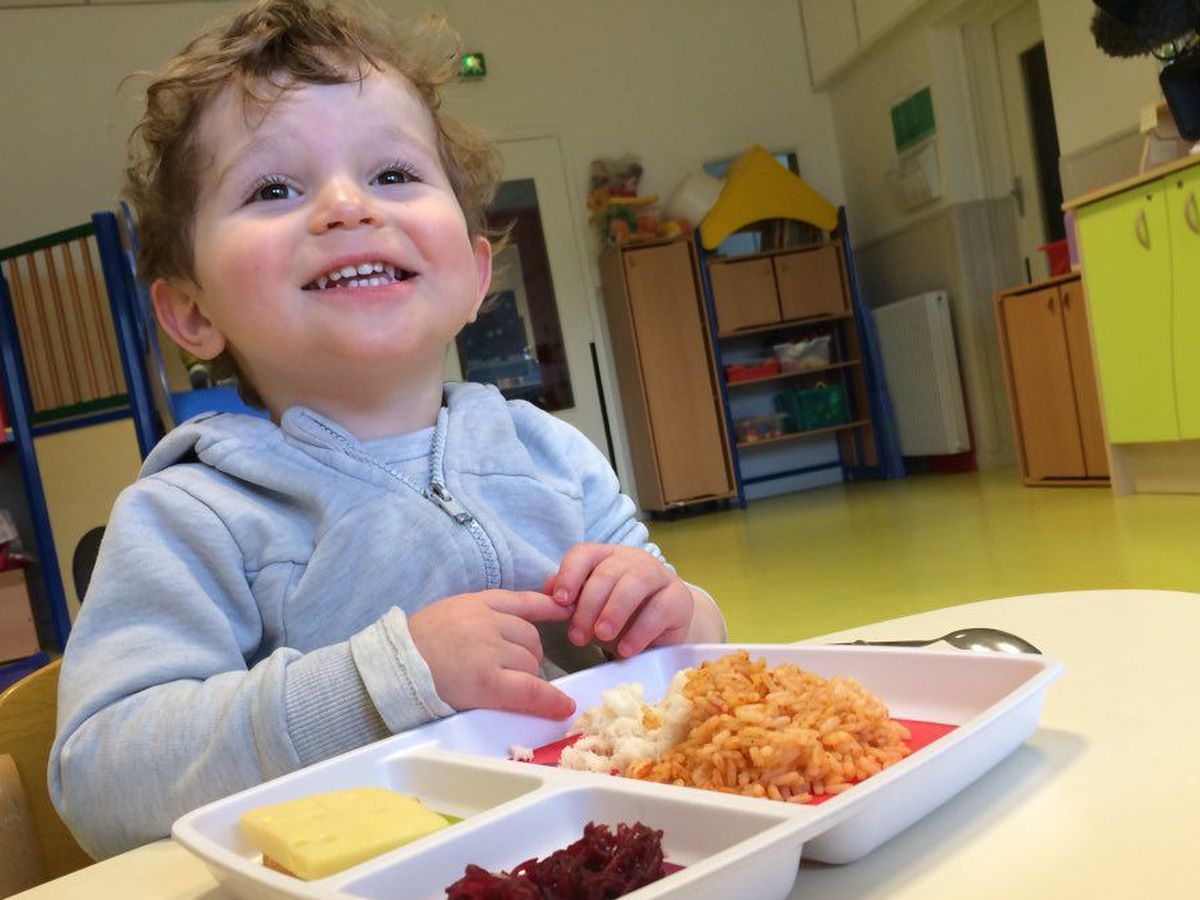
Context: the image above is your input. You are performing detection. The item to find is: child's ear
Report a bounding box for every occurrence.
[150,277,227,360]
[466,236,494,323]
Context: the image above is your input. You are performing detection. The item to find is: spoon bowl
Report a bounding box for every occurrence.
[837,627,1042,655]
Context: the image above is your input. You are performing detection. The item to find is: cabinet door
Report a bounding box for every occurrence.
[707,258,780,333]
[1059,281,1109,477]
[1168,168,1200,438]
[622,243,732,504]
[1002,287,1086,479]
[1075,182,1178,443]
[775,245,847,320]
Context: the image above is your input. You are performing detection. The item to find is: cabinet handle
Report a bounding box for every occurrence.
[1187,192,1199,234]
[1135,210,1150,249]
[1062,289,1071,309]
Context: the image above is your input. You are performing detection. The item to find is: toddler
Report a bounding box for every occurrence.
[49,0,724,858]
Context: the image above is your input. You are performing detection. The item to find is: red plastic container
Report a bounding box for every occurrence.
[1038,239,1070,277]
[724,359,780,383]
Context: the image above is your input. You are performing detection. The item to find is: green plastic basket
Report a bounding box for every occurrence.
[774,382,848,432]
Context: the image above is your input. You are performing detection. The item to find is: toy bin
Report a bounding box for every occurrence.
[775,382,848,432]
[734,412,790,444]
[773,336,832,373]
[724,358,780,383]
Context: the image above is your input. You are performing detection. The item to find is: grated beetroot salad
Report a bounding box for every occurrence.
[444,821,667,899]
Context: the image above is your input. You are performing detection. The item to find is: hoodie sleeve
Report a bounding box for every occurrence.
[48,477,444,858]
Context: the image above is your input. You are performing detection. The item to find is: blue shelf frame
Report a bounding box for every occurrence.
[0,268,72,650]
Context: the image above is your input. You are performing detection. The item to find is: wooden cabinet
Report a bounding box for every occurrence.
[995,275,1108,484]
[708,243,847,335]
[707,258,779,332]
[599,238,736,512]
[774,244,847,320]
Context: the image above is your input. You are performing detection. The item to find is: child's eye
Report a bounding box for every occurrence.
[246,178,299,204]
[373,164,421,186]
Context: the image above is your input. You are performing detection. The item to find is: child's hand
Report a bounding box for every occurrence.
[408,590,575,720]
[543,544,695,658]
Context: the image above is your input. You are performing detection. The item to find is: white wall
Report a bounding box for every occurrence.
[822,0,1164,239]
[0,0,845,513]
[0,0,845,247]
[1038,0,1161,157]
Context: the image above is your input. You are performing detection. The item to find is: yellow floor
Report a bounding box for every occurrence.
[648,469,1200,642]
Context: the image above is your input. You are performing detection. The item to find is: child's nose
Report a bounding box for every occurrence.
[309,181,382,233]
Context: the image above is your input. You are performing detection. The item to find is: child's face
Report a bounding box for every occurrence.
[153,68,491,415]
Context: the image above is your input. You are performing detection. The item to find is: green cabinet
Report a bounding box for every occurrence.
[1168,167,1200,438]
[1076,173,1196,443]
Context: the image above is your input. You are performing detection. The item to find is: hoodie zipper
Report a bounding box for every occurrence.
[426,479,473,525]
[303,412,502,588]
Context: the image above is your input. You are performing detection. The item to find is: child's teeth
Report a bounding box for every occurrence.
[356,263,374,275]
[340,265,358,278]
[329,270,342,281]
[373,262,384,273]
[384,264,395,278]
[317,276,328,290]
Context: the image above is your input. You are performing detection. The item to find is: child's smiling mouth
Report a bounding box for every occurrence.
[302,261,415,291]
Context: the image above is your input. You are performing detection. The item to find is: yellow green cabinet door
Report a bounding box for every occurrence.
[1076,182,1178,443]
[1168,167,1200,438]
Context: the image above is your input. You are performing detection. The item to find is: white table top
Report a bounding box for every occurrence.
[18,589,1200,899]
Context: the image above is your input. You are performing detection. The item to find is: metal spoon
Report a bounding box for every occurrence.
[836,627,1042,655]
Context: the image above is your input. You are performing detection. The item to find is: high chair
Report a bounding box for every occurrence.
[0,659,93,893]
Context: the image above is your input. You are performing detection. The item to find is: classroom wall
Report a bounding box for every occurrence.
[815,0,1168,468]
[0,0,846,557]
[0,0,845,250]
[817,0,1160,240]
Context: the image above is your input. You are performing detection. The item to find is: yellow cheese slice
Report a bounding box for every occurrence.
[239,786,450,880]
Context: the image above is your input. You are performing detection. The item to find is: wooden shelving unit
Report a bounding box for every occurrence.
[697,211,886,503]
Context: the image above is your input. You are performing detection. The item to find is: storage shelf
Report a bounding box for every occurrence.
[719,312,853,340]
[726,359,861,389]
[706,239,842,265]
[736,418,871,449]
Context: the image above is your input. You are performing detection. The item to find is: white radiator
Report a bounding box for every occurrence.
[870,291,970,456]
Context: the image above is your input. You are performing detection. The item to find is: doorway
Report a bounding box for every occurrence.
[966,0,1066,283]
[445,136,615,464]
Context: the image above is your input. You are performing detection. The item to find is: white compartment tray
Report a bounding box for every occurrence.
[173,644,1063,900]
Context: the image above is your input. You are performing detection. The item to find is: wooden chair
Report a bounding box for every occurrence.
[0,659,92,893]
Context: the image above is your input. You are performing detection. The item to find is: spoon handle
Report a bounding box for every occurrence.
[840,639,933,648]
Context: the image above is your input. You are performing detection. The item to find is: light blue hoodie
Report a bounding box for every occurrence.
[50,382,704,858]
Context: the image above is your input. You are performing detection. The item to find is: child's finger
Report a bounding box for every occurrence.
[485,591,573,623]
[548,542,612,606]
[613,589,687,657]
[592,567,668,643]
[569,563,623,645]
[493,670,575,719]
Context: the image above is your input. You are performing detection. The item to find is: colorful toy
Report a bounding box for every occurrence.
[587,156,689,245]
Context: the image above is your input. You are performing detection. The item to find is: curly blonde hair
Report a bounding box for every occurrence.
[124,0,501,404]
